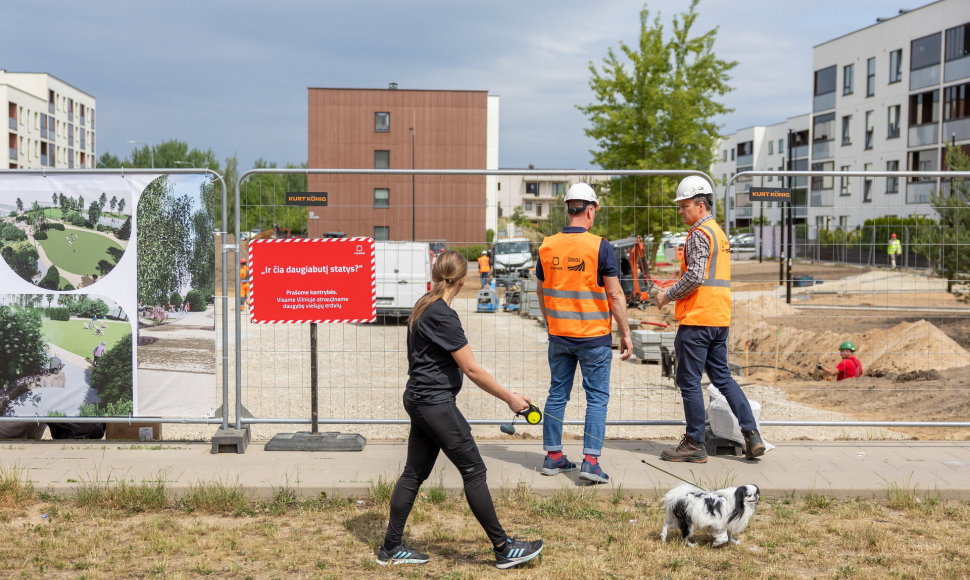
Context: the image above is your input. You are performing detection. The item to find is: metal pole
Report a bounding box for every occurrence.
[410,128,416,241]
[786,202,793,304]
[310,322,319,435]
[758,204,764,263]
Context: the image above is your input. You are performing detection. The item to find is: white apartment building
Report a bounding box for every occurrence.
[713,0,970,233]
[492,170,609,235]
[2,69,96,170]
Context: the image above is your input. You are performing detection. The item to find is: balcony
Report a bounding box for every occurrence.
[8,147,16,160]
[944,54,970,83]
[810,189,835,207]
[905,181,936,204]
[791,144,808,159]
[908,123,939,147]
[8,117,16,130]
[943,117,970,143]
[910,65,940,91]
[812,140,832,159]
[737,154,753,166]
[814,92,835,112]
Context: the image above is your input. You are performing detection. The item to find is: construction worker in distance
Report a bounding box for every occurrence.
[536,182,632,484]
[239,258,250,310]
[477,250,492,288]
[818,341,863,380]
[654,176,766,462]
[887,232,902,270]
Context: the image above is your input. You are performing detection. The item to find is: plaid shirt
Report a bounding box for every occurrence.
[663,215,714,302]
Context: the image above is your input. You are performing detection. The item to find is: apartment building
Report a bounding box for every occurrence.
[306,86,498,244]
[493,170,609,231]
[713,0,970,232]
[2,69,96,170]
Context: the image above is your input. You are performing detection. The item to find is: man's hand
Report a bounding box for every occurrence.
[655,289,669,309]
[618,334,633,361]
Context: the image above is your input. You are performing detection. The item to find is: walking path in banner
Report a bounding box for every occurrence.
[4,439,967,500]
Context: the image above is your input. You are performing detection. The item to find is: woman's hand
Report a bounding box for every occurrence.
[507,394,531,415]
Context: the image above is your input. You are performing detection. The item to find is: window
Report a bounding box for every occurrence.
[839,216,849,229]
[737,141,753,157]
[374,188,389,208]
[811,161,834,190]
[944,82,970,121]
[375,112,390,132]
[866,57,876,96]
[526,182,539,196]
[864,110,874,150]
[723,149,728,162]
[886,160,899,193]
[909,149,938,180]
[889,49,903,83]
[813,113,835,141]
[374,150,389,169]
[863,163,873,203]
[843,64,854,95]
[373,226,390,241]
[779,138,784,154]
[814,65,837,96]
[536,203,543,217]
[768,140,774,155]
[887,104,901,138]
[911,32,942,70]
[730,149,735,161]
[946,23,970,62]
[841,115,852,145]
[909,89,939,125]
[840,165,851,196]
[552,182,566,197]
[524,201,533,211]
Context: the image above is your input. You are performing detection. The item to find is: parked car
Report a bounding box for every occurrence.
[731,233,756,250]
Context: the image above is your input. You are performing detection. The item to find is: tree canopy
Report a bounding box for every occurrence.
[578,0,735,246]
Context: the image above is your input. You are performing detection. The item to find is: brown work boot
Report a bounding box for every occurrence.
[742,429,766,460]
[660,434,708,463]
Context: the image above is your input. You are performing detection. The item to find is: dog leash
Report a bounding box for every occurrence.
[503,405,711,492]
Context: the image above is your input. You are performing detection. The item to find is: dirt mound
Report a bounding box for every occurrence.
[731,297,970,376]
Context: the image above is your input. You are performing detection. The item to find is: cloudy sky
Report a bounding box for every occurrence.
[3,0,933,170]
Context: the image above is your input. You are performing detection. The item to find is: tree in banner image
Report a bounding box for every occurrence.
[577,0,735,250]
[137,177,192,307]
[0,305,48,386]
[89,332,132,412]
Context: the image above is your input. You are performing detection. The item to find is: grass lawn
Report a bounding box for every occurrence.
[37,227,124,277]
[41,318,129,358]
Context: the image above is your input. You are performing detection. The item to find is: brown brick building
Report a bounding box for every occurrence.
[306,87,497,244]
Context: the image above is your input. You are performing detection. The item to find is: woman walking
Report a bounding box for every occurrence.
[377,251,543,569]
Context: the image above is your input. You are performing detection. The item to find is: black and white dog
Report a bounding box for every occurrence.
[660,483,760,547]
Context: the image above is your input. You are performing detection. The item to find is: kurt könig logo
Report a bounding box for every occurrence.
[567,257,586,272]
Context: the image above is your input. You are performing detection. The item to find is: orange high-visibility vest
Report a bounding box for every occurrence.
[477,255,491,273]
[675,220,731,327]
[539,231,611,338]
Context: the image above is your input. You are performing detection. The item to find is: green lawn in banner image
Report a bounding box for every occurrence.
[41,319,128,359]
[37,228,124,277]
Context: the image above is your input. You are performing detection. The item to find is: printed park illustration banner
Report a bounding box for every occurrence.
[0,173,217,420]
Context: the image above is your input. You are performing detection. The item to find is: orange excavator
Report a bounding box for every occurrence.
[625,235,677,310]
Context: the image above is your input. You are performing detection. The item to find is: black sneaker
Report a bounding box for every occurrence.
[494,537,543,569]
[376,543,429,565]
[742,429,766,460]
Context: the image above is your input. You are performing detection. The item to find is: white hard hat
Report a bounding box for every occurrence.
[674,176,714,203]
[482,250,488,255]
[564,182,599,205]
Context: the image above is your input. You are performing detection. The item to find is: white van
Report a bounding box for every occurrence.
[490,237,534,283]
[374,241,432,318]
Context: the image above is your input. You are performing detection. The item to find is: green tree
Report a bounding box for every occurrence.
[87,201,103,227]
[137,177,192,305]
[578,0,735,248]
[118,198,126,214]
[89,332,133,409]
[915,145,970,289]
[110,195,118,212]
[6,243,39,281]
[16,197,23,212]
[97,152,123,168]
[38,265,61,290]
[117,216,131,240]
[0,305,48,385]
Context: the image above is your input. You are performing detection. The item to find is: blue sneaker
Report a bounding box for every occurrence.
[578,460,609,484]
[376,543,429,565]
[540,455,577,476]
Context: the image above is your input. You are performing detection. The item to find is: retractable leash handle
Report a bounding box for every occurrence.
[517,403,542,425]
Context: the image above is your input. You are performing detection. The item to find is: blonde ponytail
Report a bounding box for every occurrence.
[408,251,468,329]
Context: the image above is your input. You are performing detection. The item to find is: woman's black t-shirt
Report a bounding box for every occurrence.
[405,298,468,405]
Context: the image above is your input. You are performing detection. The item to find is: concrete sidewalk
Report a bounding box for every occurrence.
[2,439,967,500]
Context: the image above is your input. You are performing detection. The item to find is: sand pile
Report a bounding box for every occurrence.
[730,297,970,376]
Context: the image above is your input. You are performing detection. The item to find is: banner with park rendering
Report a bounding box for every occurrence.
[0,173,217,422]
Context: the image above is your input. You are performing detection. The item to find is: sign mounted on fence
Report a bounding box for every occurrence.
[749,187,791,203]
[248,238,376,323]
[285,192,328,206]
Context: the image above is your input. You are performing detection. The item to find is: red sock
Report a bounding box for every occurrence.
[584,454,598,465]
[547,451,563,461]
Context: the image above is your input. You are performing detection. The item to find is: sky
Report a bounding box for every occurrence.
[2,0,936,171]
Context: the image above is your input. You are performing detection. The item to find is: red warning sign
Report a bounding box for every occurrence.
[248,238,375,323]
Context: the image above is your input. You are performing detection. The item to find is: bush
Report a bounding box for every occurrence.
[169,291,183,306]
[457,245,489,262]
[49,222,65,231]
[185,290,206,312]
[89,333,132,407]
[33,230,48,240]
[48,307,70,321]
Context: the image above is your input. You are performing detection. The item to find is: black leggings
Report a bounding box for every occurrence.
[383,398,506,548]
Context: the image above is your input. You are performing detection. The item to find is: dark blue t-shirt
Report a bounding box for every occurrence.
[536,227,619,348]
[405,298,469,405]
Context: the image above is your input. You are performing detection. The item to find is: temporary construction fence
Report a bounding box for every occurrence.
[2,167,968,448]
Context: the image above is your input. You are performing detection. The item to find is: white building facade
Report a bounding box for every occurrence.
[714,0,970,232]
[2,69,96,170]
